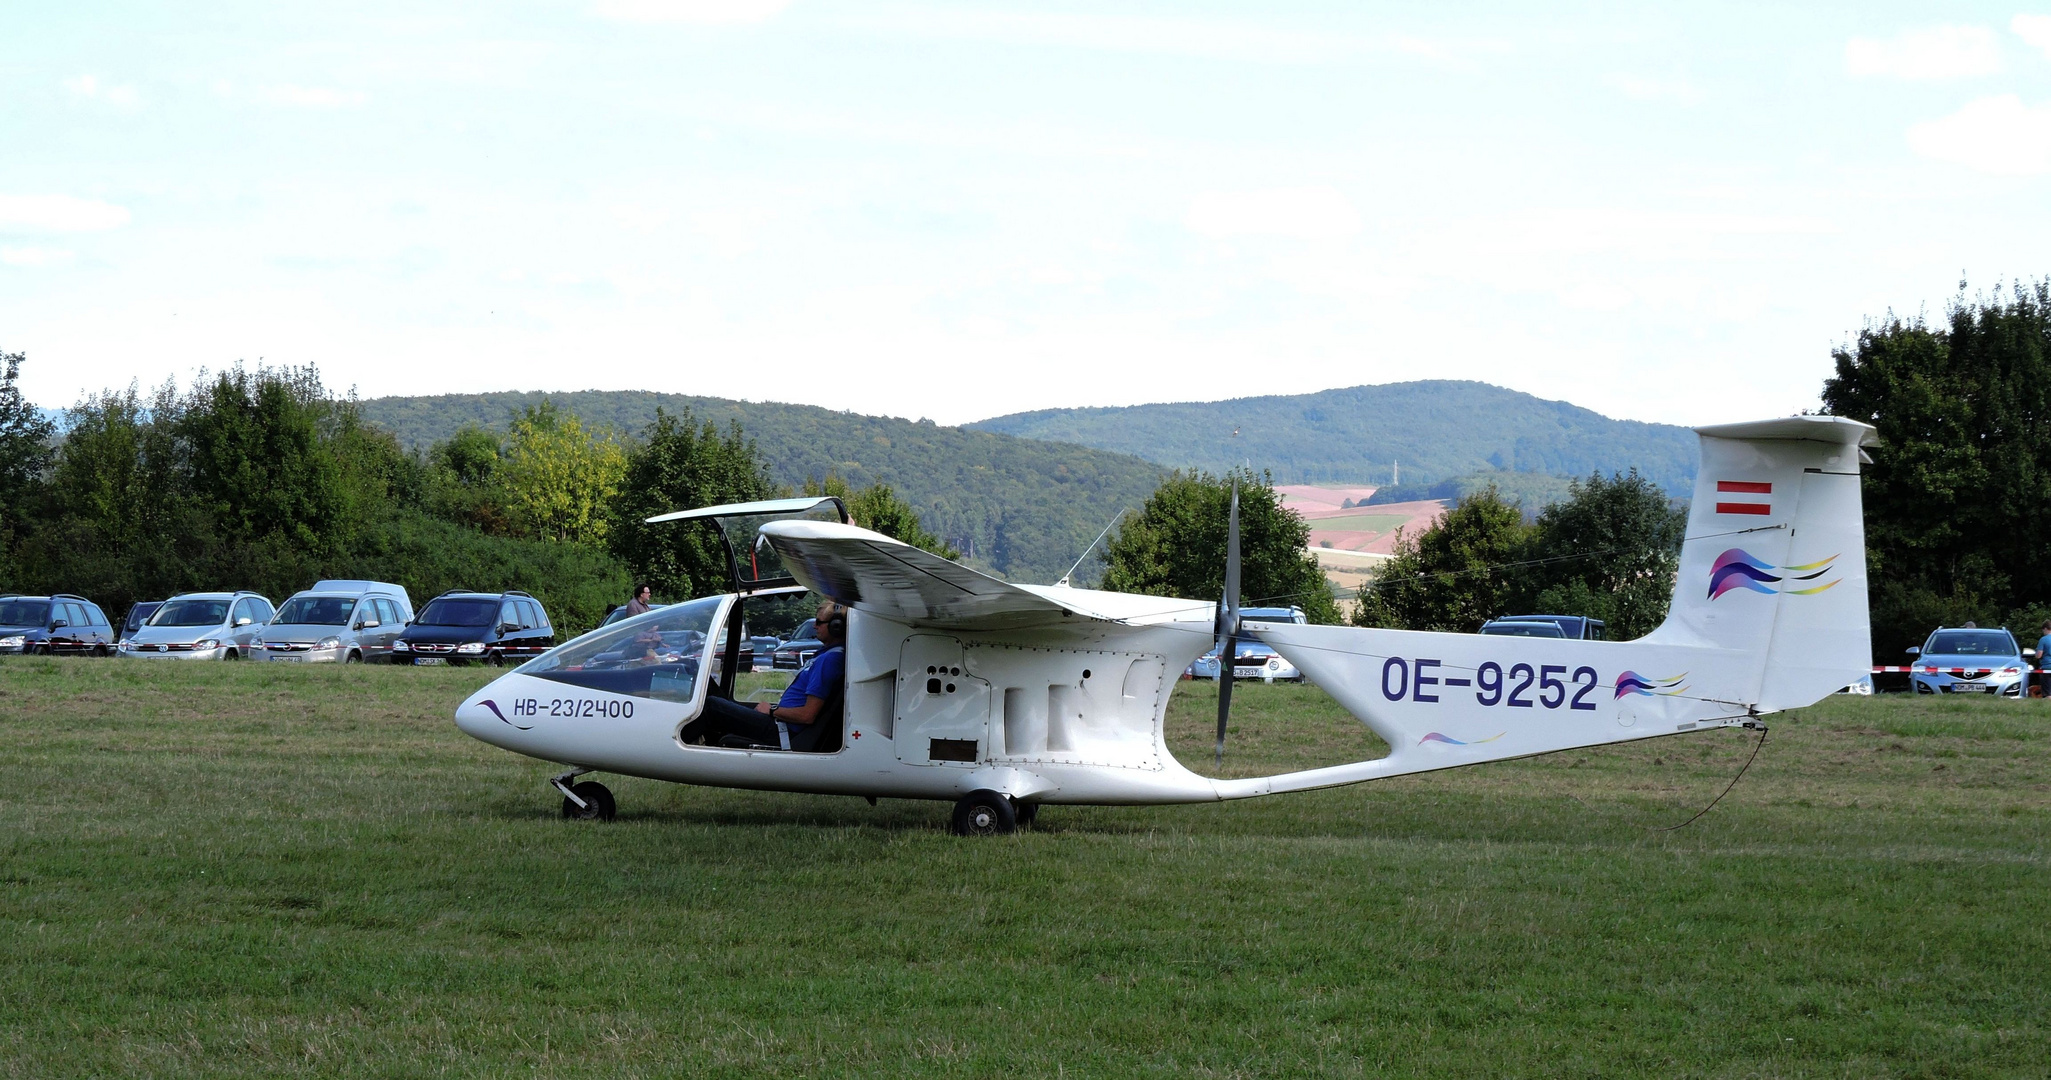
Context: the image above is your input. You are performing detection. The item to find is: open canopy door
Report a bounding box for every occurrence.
[645,496,850,595]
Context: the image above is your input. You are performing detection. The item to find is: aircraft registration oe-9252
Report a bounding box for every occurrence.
[455,415,1878,835]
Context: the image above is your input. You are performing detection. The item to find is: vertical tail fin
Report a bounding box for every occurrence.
[1645,416,1876,709]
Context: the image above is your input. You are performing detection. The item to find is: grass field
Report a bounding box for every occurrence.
[2,658,2047,1077]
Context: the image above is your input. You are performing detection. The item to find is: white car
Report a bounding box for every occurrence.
[118,591,274,660]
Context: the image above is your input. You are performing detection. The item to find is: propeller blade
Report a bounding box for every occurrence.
[1215,646,1234,766]
[1215,478,1242,767]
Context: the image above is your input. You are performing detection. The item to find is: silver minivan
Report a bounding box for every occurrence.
[118,591,275,660]
[254,580,414,664]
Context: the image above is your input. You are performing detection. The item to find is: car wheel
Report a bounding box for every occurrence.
[92,645,109,657]
[344,650,362,664]
[486,650,505,668]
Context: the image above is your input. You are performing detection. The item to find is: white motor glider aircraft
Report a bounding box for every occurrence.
[455,415,1876,835]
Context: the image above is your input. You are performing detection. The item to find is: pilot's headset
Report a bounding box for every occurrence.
[822,603,848,641]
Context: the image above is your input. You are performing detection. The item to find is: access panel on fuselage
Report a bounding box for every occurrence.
[895,635,992,766]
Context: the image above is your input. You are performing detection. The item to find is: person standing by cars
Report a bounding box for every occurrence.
[2037,621,2051,699]
[625,584,654,619]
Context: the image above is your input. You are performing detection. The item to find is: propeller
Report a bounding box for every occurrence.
[1215,478,1242,767]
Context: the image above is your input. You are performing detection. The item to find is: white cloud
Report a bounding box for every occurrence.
[62,74,139,106]
[594,0,790,24]
[1609,73,1703,104]
[1185,187,1362,240]
[0,193,131,232]
[1,246,76,267]
[260,84,369,108]
[2016,14,2051,57]
[1845,25,2001,79]
[1906,94,2051,174]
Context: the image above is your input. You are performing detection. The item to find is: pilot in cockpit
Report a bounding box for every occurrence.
[688,601,846,751]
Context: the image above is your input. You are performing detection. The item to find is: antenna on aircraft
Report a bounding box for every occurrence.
[1054,510,1128,588]
[1215,478,1242,767]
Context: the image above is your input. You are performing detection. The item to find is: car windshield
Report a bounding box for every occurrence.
[1481,622,1566,637]
[275,596,356,625]
[1925,630,2018,657]
[151,599,232,627]
[0,600,50,626]
[783,619,817,644]
[125,603,161,631]
[519,595,722,703]
[418,598,498,627]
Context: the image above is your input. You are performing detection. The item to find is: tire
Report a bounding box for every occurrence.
[31,644,50,657]
[344,650,362,664]
[486,650,506,668]
[92,645,109,658]
[950,789,1017,837]
[223,648,239,661]
[1014,800,1039,830]
[562,781,616,821]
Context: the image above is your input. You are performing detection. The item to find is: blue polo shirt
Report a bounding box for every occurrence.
[779,646,845,709]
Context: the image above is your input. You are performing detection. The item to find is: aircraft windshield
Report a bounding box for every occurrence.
[1925,631,2018,657]
[152,599,231,627]
[518,595,722,703]
[276,597,356,625]
[418,598,498,627]
[0,600,50,627]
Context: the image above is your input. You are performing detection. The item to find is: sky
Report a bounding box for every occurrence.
[4,1,2050,428]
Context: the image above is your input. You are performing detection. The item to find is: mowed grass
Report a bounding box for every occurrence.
[1,659,2047,1077]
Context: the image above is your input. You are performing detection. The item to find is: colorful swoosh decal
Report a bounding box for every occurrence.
[1708,549,1840,600]
[1614,671,1689,699]
[1418,731,1505,746]
[480,699,531,730]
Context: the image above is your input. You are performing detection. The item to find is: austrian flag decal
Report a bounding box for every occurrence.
[1715,480,1771,516]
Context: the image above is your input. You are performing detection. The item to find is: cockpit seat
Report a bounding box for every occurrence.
[716,678,845,753]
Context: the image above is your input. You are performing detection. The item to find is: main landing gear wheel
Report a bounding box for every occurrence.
[950,789,1017,836]
[1013,800,1039,830]
[561,781,616,821]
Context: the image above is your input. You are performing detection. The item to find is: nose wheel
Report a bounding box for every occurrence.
[552,769,616,821]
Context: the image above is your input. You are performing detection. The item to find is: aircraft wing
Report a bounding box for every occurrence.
[759,520,1206,629]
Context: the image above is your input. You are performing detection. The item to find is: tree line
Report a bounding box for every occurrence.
[0,360,947,635]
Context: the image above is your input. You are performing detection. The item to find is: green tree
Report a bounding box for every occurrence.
[1523,469,1686,639]
[805,474,960,559]
[1353,486,1532,632]
[1100,468,1340,623]
[498,402,627,546]
[607,408,779,600]
[1820,281,2051,658]
[0,351,54,528]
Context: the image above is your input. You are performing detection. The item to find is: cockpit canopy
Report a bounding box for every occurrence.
[643,496,849,595]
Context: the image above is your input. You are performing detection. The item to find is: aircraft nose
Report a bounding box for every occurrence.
[455,684,527,747]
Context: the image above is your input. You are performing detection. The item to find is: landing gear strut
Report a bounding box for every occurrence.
[553,768,615,821]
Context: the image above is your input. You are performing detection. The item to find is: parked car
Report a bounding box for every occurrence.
[773,618,823,670]
[121,601,163,638]
[1190,606,1308,682]
[749,635,781,671]
[393,590,554,667]
[118,591,274,660]
[1907,627,2027,697]
[0,593,115,656]
[1478,620,1568,639]
[1484,614,1605,640]
[254,580,413,664]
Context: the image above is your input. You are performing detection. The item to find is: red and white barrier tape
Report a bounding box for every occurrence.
[1871,666,2040,674]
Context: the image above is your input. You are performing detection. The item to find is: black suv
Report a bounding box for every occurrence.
[0,593,116,656]
[392,590,555,667]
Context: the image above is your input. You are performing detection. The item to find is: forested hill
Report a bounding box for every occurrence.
[968,381,1699,495]
[357,391,1163,585]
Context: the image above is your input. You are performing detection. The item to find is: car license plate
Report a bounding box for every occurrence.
[1234,666,1262,677]
[413,657,447,666]
[272,655,302,662]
